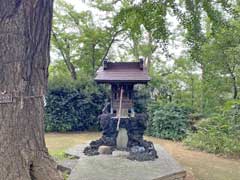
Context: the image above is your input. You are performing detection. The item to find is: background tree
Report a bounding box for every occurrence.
[109,0,236,114]
[0,0,63,179]
[51,0,123,78]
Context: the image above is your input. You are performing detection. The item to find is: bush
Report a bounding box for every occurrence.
[184,101,240,157]
[133,85,151,113]
[45,78,109,132]
[147,102,192,140]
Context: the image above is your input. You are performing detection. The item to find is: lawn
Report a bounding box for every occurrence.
[45,132,240,180]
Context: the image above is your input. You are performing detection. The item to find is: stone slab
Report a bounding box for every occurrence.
[66,144,186,180]
[65,144,88,159]
[57,159,78,174]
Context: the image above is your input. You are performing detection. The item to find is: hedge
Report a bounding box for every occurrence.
[147,102,193,140]
[45,78,109,132]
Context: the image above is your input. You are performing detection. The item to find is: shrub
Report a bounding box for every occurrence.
[184,101,240,157]
[45,78,109,132]
[147,102,192,140]
[133,85,151,113]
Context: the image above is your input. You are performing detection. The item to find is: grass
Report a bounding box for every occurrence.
[45,132,240,180]
[46,132,99,158]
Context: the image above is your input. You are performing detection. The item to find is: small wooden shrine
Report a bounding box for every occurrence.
[95,59,150,119]
[84,59,157,161]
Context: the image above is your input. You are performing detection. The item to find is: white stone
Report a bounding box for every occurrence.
[112,150,130,158]
[98,146,112,155]
[116,128,128,149]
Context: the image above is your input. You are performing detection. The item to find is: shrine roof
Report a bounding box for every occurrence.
[94,61,150,84]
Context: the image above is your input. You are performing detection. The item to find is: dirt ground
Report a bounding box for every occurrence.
[145,136,240,180]
[45,132,240,180]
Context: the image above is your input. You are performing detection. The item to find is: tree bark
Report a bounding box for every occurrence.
[0,1,63,180]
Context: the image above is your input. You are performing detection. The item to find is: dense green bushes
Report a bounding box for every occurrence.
[146,102,193,140]
[45,78,109,132]
[184,101,240,157]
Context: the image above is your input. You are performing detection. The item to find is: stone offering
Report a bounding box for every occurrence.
[98,145,113,155]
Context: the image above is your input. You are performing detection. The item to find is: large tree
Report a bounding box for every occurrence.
[0,1,63,180]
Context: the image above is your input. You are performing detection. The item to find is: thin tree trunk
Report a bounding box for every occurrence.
[52,31,77,80]
[100,29,123,65]
[147,31,153,70]
[92,44,96,76]
[65,40,77,80]
[191,75,194,107]
[232,75,238,99]
[132,39,140,61]
[0,1,63,180]
[146,31,158,72]
[200,63,206,113]
[225,62,238,99]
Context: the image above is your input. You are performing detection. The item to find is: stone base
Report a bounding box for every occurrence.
[66,144,186,180]
[83,113,158,161]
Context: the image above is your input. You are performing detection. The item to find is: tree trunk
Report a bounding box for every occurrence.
[52,32,77,80]
[225,63,238,99]
[225,61,238,99]
[200,63,206,114]
[91,44,96,76]
[231,74,238,99]
[100,29,123,65]
[64,40,77,80]
[147,31,153,71]
[191,75,194,107]
[0,1,63,180]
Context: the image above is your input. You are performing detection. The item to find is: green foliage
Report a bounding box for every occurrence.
[133,85,151,113]
[147,102,192,141]
[114,1,169,40]
[52,0,118,78]
[45,78,109,132]
[185,101,240,157]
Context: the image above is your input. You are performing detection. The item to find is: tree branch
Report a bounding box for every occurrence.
[100,29,123,64]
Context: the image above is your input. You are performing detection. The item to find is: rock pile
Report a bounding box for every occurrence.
[83,113,158,161]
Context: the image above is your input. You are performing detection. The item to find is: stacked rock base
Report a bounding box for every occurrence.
[83,113,158,161]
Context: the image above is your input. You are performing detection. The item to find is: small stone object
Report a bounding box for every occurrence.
[84,146,99,156]
[131,146,145,153]
[98,146,112,155]
[116,128,128,149]
[112,150,130,158]
[57,159,78,175]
